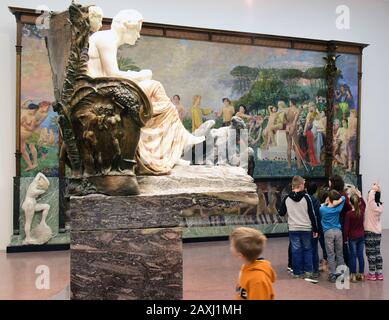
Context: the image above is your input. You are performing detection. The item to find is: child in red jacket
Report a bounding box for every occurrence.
[344,190,366,282]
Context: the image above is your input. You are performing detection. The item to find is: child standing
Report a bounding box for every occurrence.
[364,183,384,281]
[320,190,346,282]
[329,175,352,267]
[306,182,322,279]
[318,187,330,272]
[344,191,366,282]
[230,227,276,300]
[279,176,319,283]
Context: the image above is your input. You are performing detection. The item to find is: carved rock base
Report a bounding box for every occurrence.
[69,165,258,300]
[68,175,140,196]
[71,227,182,300]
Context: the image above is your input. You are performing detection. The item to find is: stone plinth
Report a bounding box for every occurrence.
[70,165,258,300]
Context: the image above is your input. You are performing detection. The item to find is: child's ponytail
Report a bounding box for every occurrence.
[350,194,361,217]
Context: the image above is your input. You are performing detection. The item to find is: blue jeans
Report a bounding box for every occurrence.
[289,231,313,275]
[348,237,365,274]
[312,236,319,273]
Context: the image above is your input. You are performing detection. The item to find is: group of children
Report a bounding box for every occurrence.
[229,174,384,300]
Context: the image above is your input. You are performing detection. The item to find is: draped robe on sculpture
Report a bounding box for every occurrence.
[136,80,193,175]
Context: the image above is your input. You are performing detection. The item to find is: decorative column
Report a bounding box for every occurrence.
[324,41,339,178]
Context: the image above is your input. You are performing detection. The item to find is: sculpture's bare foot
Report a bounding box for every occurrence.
[193,120,215,137]
[188,135,205,146]
[23,237,39,245]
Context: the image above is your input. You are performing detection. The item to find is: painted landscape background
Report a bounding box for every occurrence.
[119,36,360,178]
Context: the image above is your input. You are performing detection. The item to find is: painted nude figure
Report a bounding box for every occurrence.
[87,9,204,174]
[285,99,302,169]
[22,173,52,245]
[20,102,51,172]
[263,105,285,148]
[217,98,235,127]
[172,94,186,120]
[346,109,358,172]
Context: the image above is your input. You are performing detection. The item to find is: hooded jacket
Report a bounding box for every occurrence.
[364,190,384,234]
[236,259,276,300]
[279,191,318,233]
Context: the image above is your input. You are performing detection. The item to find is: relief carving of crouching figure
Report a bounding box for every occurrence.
[22,173,52,245]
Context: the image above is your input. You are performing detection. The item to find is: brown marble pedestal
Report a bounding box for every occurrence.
[69,165,258,300]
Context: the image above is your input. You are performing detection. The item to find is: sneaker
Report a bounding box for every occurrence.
[356,274,365,282]
[304,273,319,284]
[366,273,377,281]
[328,274,337,283]
[287,267,293,273]
[312,272,320,279]
[376,273,384,281]
[293,274,304,279]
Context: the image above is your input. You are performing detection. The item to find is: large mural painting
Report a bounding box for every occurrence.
[15,21,363,240]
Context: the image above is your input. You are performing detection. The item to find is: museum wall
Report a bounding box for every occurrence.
[1,0,388,250]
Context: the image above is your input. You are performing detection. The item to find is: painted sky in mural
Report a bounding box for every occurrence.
[120,36,326,111]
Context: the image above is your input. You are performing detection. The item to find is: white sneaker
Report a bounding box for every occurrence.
[304,273,319,284]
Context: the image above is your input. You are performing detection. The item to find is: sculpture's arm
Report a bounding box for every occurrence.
[96,41,152,82]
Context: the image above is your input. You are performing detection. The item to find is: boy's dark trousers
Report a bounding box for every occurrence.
[289,231,313,276]
[288,241,292,269]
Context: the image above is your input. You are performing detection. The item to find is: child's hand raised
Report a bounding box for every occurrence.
[372,183,380,192]
[354,188,362,198]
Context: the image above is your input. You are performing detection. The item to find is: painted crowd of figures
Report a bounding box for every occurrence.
[172,81,357,173]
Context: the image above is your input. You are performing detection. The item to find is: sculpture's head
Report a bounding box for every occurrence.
[34,173,50,191]
[112,10,143,45]
[88,6,104,33]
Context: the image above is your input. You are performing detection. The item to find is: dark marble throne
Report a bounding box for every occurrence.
[46,3,152,196]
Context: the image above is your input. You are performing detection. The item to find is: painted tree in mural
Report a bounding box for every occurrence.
[304,67,327,93]
[230,66,259,95]
[236,70,289,112]
[278,68,304,95]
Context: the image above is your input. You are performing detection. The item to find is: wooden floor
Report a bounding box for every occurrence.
[1,230,388,300]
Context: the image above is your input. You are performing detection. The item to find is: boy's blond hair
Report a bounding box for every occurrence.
[230,227,267,262]
[292,175,305,190]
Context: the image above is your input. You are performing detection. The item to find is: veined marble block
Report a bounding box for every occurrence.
[71,227,182,300]
[70,165,258,300]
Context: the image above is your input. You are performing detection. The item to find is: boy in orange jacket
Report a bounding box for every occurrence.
[230,227,276,300]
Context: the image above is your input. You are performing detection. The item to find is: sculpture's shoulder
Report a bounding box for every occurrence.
[90,30,116,48]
